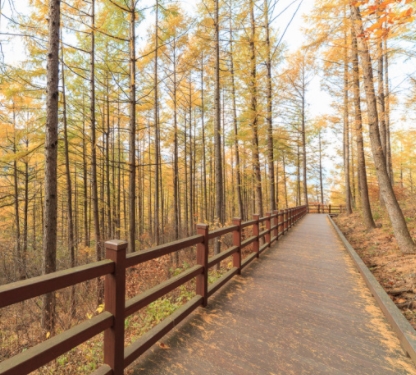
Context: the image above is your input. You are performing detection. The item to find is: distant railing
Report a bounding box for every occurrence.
[0,205,308,375]
[308,204,345,214]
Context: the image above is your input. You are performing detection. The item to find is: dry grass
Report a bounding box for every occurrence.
[1,232,256,374]
[335,197,416,329]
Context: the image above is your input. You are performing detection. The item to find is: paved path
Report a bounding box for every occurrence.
[129,214,416,374]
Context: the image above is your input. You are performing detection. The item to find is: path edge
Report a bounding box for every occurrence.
[328,215,416,365]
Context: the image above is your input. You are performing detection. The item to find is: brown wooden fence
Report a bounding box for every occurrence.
[0,206,308,375]
[307,204,345,214]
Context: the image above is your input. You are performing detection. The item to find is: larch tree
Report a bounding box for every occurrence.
[351,26,376,229]
[42,0,61,333]
[351,3,415,254]
[213,0,224,257]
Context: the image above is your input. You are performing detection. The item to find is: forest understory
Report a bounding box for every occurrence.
[0,228,256,375]
[335,193,416,330]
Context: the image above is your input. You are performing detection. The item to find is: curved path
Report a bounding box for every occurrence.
[129,214,416,374]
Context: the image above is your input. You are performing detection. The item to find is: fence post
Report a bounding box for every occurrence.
[104,240,127,375]
[265,212,271,247]
[196,224,209,307]
[273,210,279,241]
[284,209,288,233]
[253,214,260,258]
[232,218,242,275]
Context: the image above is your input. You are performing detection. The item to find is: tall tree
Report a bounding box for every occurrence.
[351,4,415,254]
[249,0,263,217]
[90,0,101,266]
[42,0,61,333]
[344,26,352,214]
[351,27,376,229]
[264,0,276,212]
[229,2,244,219]
[61,44,76,317]
[213,0,223,258]
[129,0,137,252]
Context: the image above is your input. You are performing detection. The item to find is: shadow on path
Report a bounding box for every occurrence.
[128,214,416,375]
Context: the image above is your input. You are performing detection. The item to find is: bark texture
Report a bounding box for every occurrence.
[351,5,415,253]
[351,28,376,229]
[213,0,224,259]
[42,0,60,333]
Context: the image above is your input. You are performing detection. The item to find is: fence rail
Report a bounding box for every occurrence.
[307,204,345,214]
[0,206,308,375]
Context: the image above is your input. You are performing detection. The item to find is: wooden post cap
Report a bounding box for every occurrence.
[105,240,128,251]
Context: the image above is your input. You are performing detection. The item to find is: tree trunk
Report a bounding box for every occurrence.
[90,0,101,267]
[12,106,22,280]
[344,29,352,214]
[384,38,393,184]
[154,0,160,245]
[301,73,308,207]
[299,93,308,206]
[351,4,414,253]
[282,153,288,208]
[105,76,112,240]
[173,38,179,244]
[264,0,275,212]
[351,132,356,207]
[214,0,224,259]
[129,0,137,252]
[351,28,375,229]
[249,0,263,216]
[319,131,324,204]
[377,10,387,160]
[116,104,122,238]
[201,54,208,222]
[189,81,194,235]
[42,0,60,333]
[23,157,28,280]
[61,48,76,317]
[82,97,89,247]
[229,25,243,219]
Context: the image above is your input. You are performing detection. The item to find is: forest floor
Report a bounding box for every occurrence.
[334,199,416,330]
[1,227,256,374]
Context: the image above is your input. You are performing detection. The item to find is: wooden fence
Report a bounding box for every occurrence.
[0,206,308,375]
[307,204,345,214]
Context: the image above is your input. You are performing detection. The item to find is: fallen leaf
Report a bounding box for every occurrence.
[158,342,170,349]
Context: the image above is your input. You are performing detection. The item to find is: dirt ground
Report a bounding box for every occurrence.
[335,204,416,329]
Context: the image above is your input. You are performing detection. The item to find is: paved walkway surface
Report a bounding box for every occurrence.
[129,214,416,375]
